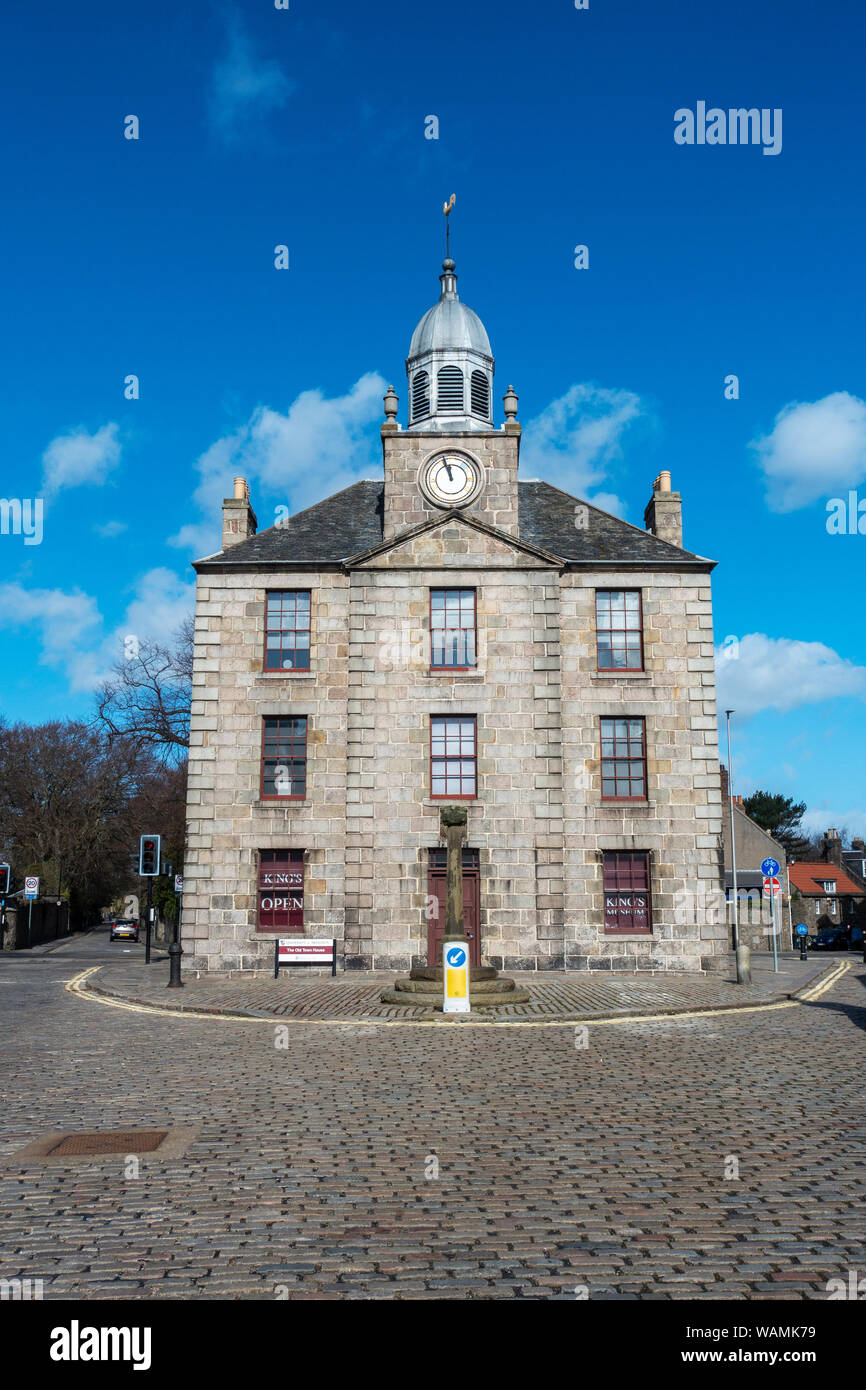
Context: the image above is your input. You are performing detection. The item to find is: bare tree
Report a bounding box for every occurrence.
[0,721,148,899]
[94,616,193,763]
[0,718,191,927]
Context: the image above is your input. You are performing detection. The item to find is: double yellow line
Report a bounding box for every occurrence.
[65,960,852,1030]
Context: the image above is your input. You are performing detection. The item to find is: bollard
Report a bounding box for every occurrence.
[735,943,752,985]
[167,940,184,988]
[800,937,809,962]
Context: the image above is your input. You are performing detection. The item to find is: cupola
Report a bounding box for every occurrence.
[405,258,495,432]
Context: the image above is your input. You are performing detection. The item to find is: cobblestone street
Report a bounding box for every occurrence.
[1,928,864,1300]
[81,949,832,1022]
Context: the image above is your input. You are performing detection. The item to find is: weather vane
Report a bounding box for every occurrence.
[443,193,455,258]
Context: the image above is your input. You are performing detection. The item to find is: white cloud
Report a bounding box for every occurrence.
[93,520,128,538]
[0,582,103,689]
[751,391,866,511]
[800,808,866,839]
[0,569,194,694]
[715,633,866,717]
[120,568,195,653]
[208,15,294,144]
[588,491,628,518]
[520,383,645,514]
[42,423,121,494]
[168,521,222,558]
[168,373,387,556]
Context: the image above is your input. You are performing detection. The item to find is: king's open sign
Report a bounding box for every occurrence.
[258,855,304,931]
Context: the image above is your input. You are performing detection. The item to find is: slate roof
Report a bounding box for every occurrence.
[194,478,713,571]
[518,481,709,566]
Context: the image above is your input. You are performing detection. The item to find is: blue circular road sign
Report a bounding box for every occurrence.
[761,858,780,877]
[795,923,808,937]
[445,945,467,968]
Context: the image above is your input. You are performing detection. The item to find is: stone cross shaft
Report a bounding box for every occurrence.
[440,805,469,955]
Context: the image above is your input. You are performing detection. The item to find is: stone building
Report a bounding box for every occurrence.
[183,255,726,975]
[789,829,866,927]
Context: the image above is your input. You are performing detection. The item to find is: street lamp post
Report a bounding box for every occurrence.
[725,710,739,952]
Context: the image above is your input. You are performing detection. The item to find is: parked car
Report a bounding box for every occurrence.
[109,918,140,942]
[808,927,850,952]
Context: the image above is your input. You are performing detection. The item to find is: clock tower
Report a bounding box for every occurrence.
[380,256,522,541]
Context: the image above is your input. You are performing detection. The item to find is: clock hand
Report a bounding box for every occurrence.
[444,463,453,481]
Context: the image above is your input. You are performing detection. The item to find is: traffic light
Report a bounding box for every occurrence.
[0,863,10,895]
[139,835,161,877]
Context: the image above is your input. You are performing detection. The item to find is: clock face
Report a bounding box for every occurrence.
[420,452,483,508]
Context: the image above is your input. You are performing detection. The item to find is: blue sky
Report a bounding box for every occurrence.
[2,0,865,835]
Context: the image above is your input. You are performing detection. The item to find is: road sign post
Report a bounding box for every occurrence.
[24,876,39,951]
[442,941,470,1014]
[763,873,780,973]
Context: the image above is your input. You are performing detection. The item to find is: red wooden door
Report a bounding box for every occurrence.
[427,849,481,967]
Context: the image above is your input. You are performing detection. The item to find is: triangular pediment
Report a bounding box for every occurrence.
[343,510,563,571]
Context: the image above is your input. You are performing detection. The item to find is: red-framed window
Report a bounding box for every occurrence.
[257,849,304,933]
[603,851,652,934]
[264,590,311,671]
[600,717,647,801]
[430,589,476,669]
[431,715,477,798]
[596,590,643,671]
[261,716,307,799]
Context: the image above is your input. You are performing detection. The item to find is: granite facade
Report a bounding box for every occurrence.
[183,428,726,975]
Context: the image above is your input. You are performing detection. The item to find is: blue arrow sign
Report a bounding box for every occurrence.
[761,857,780,877]
[445,945,467,968]
[795,923,808,936]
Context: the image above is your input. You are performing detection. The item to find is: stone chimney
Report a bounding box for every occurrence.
[719,763,729,802]
[822,827,844,868]
[222,476,257,550]
[644,470,683,548]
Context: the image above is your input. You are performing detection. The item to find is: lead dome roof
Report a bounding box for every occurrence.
[407,259,492,361]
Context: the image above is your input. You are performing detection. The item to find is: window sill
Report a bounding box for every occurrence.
[258,671,316,679]
[423,670,484,681]
[423,798,479,806]
[602,931,654,939]
[600,800,652,808]
[591,671,651,681]
[255,800,309,809]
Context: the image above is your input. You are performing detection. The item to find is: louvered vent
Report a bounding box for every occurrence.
[411,370,430,422]
[436,365,464,414]
[470,370,489,418]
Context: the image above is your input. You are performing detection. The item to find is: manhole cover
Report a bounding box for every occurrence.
[48,1130,169,1157]
[10,1124,198,1165]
